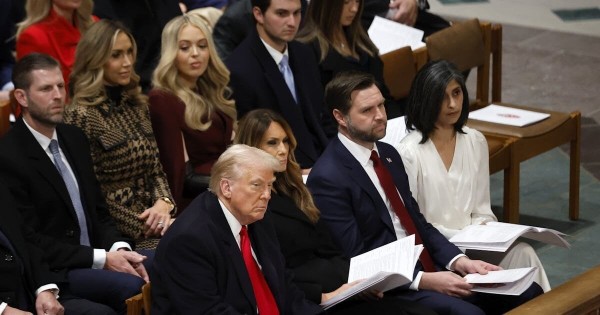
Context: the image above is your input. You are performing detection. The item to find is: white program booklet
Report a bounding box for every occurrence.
[465,267,537,296]
[449,222,570,252]
[380,116,409,146]
[469,104,551,127]
[320,235,422,310]
[367,16,426,55]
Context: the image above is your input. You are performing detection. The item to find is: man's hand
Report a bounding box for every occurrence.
[138,199,173,237]
[388,0,419,26]
[35,291,64,315]
[419,271,474,297]
[105,250,149,282]
[452,256,501,276]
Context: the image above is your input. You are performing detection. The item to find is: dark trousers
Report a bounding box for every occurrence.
[64,250,154,314]
[399,282,543,315]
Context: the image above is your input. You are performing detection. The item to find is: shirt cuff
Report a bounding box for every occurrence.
[92,249,107,269]
[446,254,467,271]
[0,302,7,315]
[410,271,423,290]
[109,242,132,252]
[35,284,59,298]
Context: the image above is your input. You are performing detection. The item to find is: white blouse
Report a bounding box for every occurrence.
[396,126,497,239]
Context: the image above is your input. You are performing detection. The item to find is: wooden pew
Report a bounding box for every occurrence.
[507,265,600,315]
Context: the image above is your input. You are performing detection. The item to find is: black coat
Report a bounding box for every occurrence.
[0,180,63,311]
[151,191,323,314]
[269,193,348,303]
[226,30,334,168]
[0,119,132,276]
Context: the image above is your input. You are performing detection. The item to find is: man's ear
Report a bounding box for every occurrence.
[332,109,346,128]
[13,89,28,109]
[220,179,232,199]
[252,6,264,25]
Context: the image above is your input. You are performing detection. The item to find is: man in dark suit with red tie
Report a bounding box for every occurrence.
[152,144,323,314]
[307,71,543,315]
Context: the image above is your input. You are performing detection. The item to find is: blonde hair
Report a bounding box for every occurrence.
[70,20,147,107]
[17,0,95,37]
[235,109,320,224]
[152,14,236,131]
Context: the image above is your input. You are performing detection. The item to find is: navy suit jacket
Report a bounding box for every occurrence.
[307,137,462,274]
[0,119,131,275]
[151,191,323,315]
[226,29,334,168]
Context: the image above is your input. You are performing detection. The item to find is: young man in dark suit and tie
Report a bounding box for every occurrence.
[307,71,543,315]
[0,181,64,315]
[226,0,334,171]
[0,53,149,314]
[152,144,323,314]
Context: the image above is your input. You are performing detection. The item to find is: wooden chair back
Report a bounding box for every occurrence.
[380,46,417,100]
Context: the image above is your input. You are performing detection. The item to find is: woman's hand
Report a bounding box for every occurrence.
[138,199,173,237]
[321,280,364,304]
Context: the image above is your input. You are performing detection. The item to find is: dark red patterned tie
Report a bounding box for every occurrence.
[240,226,280,315]
[370,150,436,272]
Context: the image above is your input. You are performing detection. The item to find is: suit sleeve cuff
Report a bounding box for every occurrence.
[35,284,59,298]
[446,254,467,271]
[0,302,7,314]
[92,249,107,269]
[409,271,423,290]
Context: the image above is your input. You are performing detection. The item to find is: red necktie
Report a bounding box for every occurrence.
[370,150,436,272]
[240,226,280,315]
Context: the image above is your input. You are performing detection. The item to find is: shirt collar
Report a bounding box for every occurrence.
[218,198,243,241]
[260,37,289,65]
[23,119,58,151]
[337,132,380,167]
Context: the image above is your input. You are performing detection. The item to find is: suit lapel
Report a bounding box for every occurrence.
[14,120,77,220]
[334,139,395,233]
[248,32,319,163]
[206,194,257,308]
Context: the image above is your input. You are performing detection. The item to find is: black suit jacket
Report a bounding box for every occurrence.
[151,191,322,314]
[226,29,334,168]
[0,119,132,275]
[0,181,63,310]
[307,138,462,274]
[269,193,348,303]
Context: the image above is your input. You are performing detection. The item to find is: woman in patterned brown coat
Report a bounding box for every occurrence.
[65,20,175,250]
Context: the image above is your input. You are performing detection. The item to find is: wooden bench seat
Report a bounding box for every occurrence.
[507,264,600,315]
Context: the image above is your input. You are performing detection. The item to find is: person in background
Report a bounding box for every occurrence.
[296,0,405,118]
[149,14,236,210]
[92,0,182,92]
[16,0,96,88]
[226,0,333,171]
[213,0,307,60]
[66,20,175,250]
[397,60,551,292]
[362,0,450,38]
[151,144,324,314]
[235,108,438,315]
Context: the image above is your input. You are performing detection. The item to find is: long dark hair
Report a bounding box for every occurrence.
[405,60,469,144]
